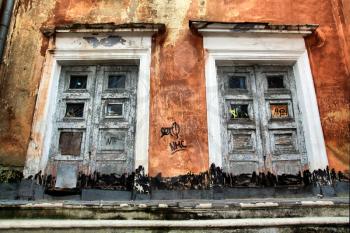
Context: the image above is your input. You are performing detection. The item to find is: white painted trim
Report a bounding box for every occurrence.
[199,29,314,35]
[294,52,328,170]
[0,217,348,229]
[203,34,328,170]
[24,36,152,177]
[205,54,222,167]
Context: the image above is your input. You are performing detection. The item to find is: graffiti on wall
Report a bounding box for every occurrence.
[161,122,187,154]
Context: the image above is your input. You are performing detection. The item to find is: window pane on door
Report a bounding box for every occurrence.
[108,75,126,89]
[267,75,284,88]
[106,103,123,117]
[65,103,84,118]
[229,76,246,89]
[230,104,249,119]
[69,75,87,89]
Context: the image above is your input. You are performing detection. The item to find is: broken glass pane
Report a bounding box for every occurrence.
[108,75,126,89]
[65,103,84,118]
[267,75,284,88]
[230,104,249,119]
[59,132,82,156]
[106,103,123,116]
[69,75,87,89]
[229,76,246,89]
[271,103,289,118]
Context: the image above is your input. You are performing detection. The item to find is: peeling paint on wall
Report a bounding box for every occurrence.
[83,35,126,48]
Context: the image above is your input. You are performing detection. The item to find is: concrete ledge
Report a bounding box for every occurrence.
[0,217,348,229]
[0,198,348,220]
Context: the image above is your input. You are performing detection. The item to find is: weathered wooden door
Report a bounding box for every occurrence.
[217,65,307,175]
[49,65,138,179]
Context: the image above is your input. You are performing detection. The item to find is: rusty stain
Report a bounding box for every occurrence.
[0,0,349,176]
[40,35,50,57]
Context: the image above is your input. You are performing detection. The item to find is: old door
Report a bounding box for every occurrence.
[49,65,138,182]
[217,65,307,175]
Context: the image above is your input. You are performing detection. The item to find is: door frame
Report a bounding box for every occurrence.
[24,31,153,177]
[203,34,328,171]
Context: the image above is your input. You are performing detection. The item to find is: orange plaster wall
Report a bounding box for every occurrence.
[0,0,348,175]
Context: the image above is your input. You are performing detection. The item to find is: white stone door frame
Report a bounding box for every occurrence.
[203,33,328,171]
[24,31,154,177]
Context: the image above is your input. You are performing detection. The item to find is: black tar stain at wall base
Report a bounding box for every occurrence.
[14,164,348,199]
[0,164,349,200]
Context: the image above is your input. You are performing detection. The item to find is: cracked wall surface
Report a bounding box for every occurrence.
[0,0,349,176]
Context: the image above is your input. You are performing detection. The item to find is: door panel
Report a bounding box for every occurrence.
[217,65,307,176]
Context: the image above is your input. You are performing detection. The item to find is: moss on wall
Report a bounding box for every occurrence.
[0,165,23,183]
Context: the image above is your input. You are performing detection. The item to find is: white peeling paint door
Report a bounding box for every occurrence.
[49,65,138,184]
[217,65,307,175]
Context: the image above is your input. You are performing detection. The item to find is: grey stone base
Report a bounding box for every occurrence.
[0,181,348,201]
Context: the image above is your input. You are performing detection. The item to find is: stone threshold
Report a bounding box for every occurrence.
[0,197,348,208]
[0,217,348,230]
[0,197,348,221]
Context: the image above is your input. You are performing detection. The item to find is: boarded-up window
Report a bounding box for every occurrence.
[59,132,82,156]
